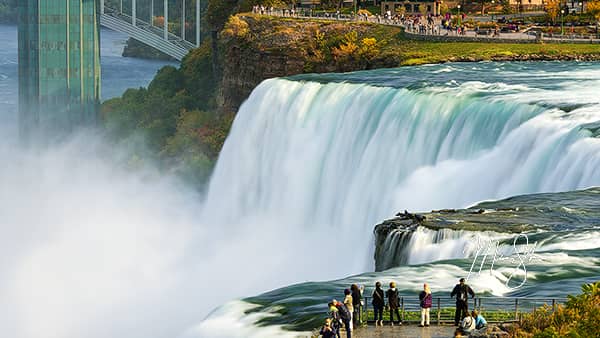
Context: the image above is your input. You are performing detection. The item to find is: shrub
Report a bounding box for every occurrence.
[510,281,600,337]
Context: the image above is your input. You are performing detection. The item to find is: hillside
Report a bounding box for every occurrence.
[101,13,600,188]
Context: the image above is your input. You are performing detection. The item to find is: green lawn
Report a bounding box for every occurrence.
[361,307,517,323]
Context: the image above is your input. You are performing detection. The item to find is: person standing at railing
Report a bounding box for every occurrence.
[372,282,385,326]
[327,302,342,338]
[451,278,475,326]
[320,318,337,338]
[386,282,402,326]
[343,289,354,331]
[419,283,433,327]
[351,284,362,327]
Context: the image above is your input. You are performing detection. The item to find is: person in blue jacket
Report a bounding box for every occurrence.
[472,310,487,330]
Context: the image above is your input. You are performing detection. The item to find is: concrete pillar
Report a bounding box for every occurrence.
[120,0,123,13]
[196,0,201,46]
[132,0,136,26]
[101,0,104,14]
[182,0,186,41]
[151,0,154,26]
[164,0,168,40]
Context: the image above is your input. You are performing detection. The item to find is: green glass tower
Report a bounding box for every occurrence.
[18,0,101,140]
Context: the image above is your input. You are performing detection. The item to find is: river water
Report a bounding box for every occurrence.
[1,22,599,338]
[0,24,177,140]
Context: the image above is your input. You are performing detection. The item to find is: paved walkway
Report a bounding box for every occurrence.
[354,324,456,338]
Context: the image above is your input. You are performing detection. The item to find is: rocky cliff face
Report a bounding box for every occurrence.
[216,14,402,113]
[373,188,600,272]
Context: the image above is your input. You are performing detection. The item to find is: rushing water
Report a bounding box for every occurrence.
[0,25,599,338]
[194,62,600,336]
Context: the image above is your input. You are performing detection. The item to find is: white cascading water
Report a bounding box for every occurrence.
[202,77,600,276]
[3,65,600,338]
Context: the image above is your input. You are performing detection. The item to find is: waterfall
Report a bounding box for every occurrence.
[201,76,600,281]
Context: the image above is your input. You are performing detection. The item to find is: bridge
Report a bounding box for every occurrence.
[99,0,201,61]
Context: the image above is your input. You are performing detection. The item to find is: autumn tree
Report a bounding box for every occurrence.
[588,0,600,37]
[395,5,406,16]
[546,0,560,23]
[588,0,600,22]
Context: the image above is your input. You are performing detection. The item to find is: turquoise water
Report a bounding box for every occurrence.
[194,62,600,337]
[1,25,599,337]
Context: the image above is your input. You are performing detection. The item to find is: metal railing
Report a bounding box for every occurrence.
[100,5,196,61]
[357,296,566,324]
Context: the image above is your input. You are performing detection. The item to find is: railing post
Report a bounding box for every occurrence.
[196,0,200,46]
[364,296,368,323]
[164,0,168,40]
[182,0,186,41]
[100,0,105,14]
[437,298,441,325]
[150,0,154,26]
[552,299,556,313]
[514,298,519,321]
[132,0,136,26]
[401,296,405,322]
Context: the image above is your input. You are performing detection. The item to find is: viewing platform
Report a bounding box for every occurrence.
[354,325,458,338]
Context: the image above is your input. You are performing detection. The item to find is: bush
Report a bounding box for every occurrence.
[510,281,600,337]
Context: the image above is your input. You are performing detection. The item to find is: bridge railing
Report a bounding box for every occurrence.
[359,296,566,324]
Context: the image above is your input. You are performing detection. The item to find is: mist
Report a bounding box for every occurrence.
[0,128,350,338]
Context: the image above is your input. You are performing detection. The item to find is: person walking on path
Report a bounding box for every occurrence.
[419,283,433,327]
[386,282,402,326]
[450,278,475,326]
[351,284,362,327]
[372,282,385,326]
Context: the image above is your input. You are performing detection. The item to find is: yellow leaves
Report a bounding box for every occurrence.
[331,35,379,63]
[331,41,358,61]
[221,16,250,40]
[362,37,377,49]
[587,0,600,21]
[545,0,560,23]
[513,282,600,338]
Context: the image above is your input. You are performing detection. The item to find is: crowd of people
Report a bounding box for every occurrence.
[258,7,518,39]
[319,278,488,338]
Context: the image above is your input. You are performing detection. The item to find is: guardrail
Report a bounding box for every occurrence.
[101,6,195,61]
[357,296,566,324]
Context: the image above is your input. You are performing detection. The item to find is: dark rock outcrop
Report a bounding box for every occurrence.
[122,38,174,61]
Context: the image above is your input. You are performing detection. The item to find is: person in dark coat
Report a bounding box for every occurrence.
[319,318,337,338]
[372,281,385,326]
[350,284,362,326]
[386,281,402,326]
[450,278,475,326]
